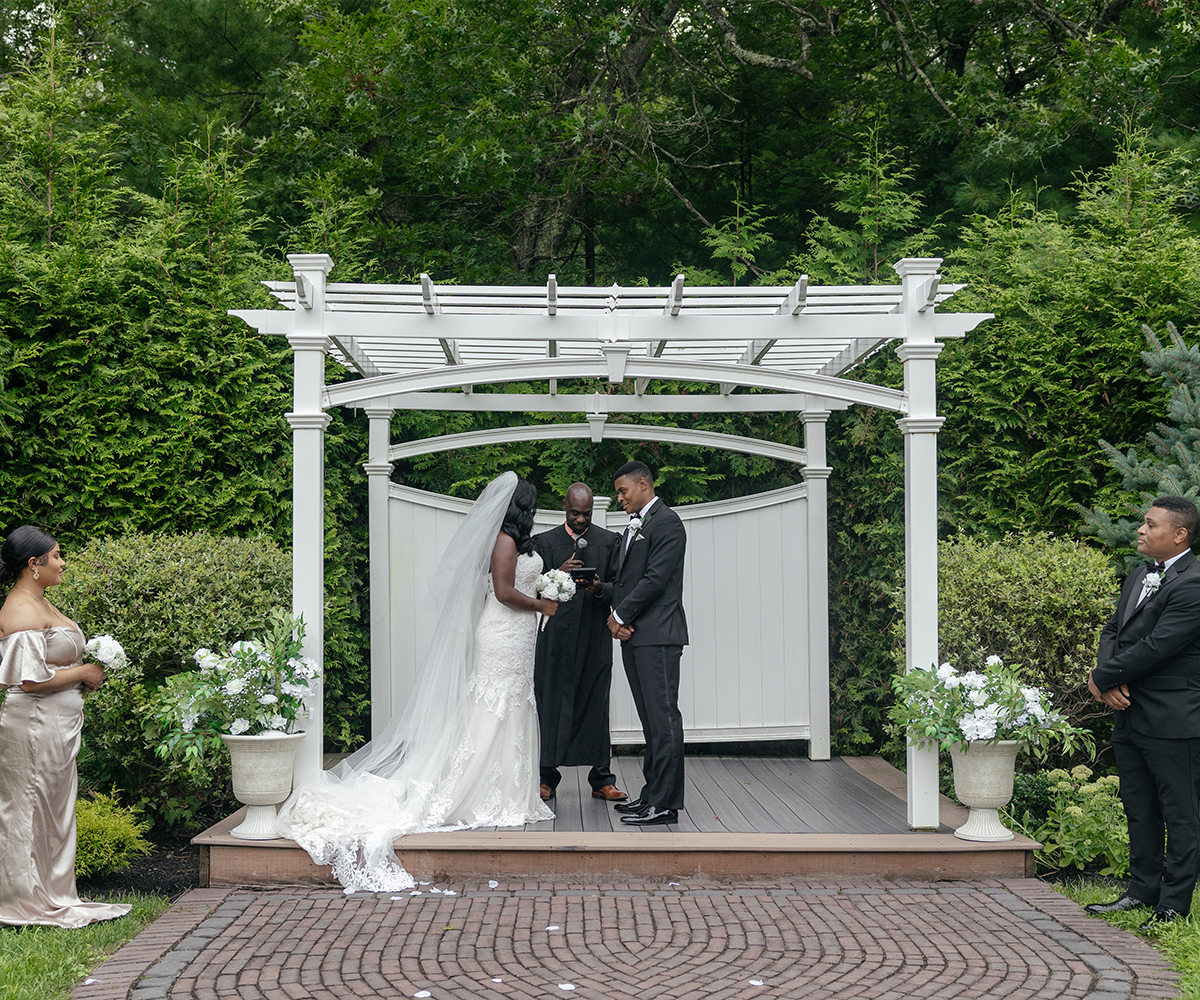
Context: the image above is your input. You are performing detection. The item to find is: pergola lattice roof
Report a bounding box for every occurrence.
[237,272,973,395]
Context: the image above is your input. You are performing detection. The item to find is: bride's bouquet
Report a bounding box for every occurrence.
[535,569,576,630]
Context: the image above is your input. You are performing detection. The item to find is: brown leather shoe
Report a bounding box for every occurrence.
[591,784,628,801]
[540,784,555,801]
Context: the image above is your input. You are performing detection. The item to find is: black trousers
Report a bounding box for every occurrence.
[540,765,616,792]
[621,643,685,810]
[1112,724,1200,913]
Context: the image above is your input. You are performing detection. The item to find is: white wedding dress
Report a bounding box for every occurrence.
[277,473,554,891]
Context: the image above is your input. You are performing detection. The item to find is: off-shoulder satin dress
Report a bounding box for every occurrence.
[0,627,130,927]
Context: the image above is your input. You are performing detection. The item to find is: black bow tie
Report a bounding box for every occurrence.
[1151,562,1167,574]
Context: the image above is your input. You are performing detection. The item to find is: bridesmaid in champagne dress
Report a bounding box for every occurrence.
[0,526,130,928]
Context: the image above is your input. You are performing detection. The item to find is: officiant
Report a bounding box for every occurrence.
[532,483,627,803]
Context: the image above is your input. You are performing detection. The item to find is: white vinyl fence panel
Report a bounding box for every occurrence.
[387,483,812,744]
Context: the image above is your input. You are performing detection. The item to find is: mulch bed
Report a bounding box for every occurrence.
[77,830,201,901]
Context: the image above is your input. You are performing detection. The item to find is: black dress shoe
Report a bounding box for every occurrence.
[620,807,677,826]
[614,798,648,814]
[1140,906,1187,931]
[1084,895,1152,915]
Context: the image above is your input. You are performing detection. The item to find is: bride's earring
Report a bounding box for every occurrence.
[32,568,39,581]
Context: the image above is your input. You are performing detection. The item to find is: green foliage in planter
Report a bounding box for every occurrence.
[891,533,1118,760]
[1006,765,1129,876]
[74,792,153,878]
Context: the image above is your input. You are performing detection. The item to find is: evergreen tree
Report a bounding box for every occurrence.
[1079,321,1200,570]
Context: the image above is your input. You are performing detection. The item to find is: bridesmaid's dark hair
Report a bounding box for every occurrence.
[0,526,58,589]
[500,479,537,555]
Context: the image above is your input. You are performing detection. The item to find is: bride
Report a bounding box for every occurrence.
[277,472,558,890]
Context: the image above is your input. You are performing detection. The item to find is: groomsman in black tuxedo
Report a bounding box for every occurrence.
[1087,495,1200,928]
[532,483,626,804]
[604,461,688,826]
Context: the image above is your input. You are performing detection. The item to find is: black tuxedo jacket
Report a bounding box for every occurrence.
[1094,549,1200,739]
[604,499,689,648]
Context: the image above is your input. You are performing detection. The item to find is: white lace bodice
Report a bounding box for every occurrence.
[469,551,543,719]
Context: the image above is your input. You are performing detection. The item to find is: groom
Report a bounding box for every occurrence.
[604,460,688,826]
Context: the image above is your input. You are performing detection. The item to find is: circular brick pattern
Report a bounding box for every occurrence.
[109,881,1177,1000]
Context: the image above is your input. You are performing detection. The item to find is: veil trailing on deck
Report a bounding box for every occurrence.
[276,472,519,890]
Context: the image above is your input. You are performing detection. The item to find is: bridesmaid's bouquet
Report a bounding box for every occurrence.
[535,569,576,631]
[84,634,129,672]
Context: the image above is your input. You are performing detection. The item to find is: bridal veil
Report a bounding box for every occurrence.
[276,472,519,890]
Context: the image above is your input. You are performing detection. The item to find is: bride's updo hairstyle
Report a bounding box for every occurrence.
[500,478,537,555]
[0,526,58,589]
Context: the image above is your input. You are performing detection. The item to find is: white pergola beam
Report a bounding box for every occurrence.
[776,275,808,316]
[388,421,808,466]
[232,309,987,346]
[322,356,908,411]
[329,335,383,379]
[365,392,854,413]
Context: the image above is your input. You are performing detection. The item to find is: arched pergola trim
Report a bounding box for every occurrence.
[324,356,907,411]
[232,255,993,831]
[390,422,808,466]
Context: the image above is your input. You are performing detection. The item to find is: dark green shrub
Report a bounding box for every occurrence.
[56,533,291,680]
[75,792,153,878]
[56,532,288,830]
[892,533,1117,754]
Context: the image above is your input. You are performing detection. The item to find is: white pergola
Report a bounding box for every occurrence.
[232,253,991,830]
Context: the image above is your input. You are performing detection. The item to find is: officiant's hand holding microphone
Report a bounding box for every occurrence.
[559,536,603,596]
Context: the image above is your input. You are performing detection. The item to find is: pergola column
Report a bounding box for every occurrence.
[894,257,946,830]
[801,409,832,761]
[363,407,395,739]
[286,253,334,783]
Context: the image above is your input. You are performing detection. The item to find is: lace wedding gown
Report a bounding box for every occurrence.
[279,551,554,891]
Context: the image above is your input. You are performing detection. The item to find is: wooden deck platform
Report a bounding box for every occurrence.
[194,756,1038,886]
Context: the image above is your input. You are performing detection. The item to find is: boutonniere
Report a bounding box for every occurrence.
[1144,571,1164,594]
[627,515,644,532]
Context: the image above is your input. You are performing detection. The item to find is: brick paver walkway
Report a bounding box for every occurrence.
[73,880,1178,1000]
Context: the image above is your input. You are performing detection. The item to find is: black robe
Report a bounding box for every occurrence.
[532,523,621,767]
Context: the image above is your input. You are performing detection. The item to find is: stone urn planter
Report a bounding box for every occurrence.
[221,731,307,840]
[947,740,1019,842]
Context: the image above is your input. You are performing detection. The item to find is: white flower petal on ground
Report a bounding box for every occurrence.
[488,880,499,888]
[442,890,457,896]
[414,992,431,998]
[546,925,560,931]
[492,978,502,983]
[558,985,576,991]
[750,980,764,986]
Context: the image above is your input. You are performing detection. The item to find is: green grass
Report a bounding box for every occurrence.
[1055,877,1200,998]
[0,894,170,1000]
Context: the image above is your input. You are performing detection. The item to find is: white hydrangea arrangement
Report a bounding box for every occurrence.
[890,655,1092,758]
[155,610,319,753]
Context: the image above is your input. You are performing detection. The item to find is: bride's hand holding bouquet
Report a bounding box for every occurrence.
[535,569,574,629]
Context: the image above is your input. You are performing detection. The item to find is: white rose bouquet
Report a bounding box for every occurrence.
[84,634,129,672]
[889,655,1092,759]
[535,568,576,631]
[154,610,320,758]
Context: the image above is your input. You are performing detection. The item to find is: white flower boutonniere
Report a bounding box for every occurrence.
[626,515,644,533]
[1144,571,1164,595]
